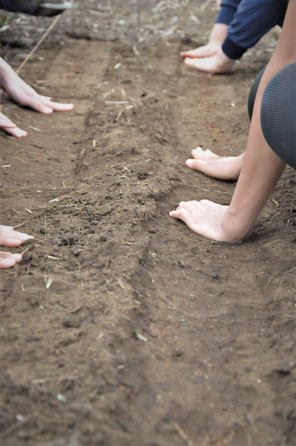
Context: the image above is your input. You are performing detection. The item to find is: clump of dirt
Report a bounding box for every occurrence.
[0,1,295,446]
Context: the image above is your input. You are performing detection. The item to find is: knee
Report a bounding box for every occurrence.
[260,62,296,168]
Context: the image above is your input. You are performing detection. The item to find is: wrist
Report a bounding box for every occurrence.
[209,24,228,46]
[220,208,253,243]
[214,48,236,73]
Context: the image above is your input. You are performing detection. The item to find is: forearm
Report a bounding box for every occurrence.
[222,0,288,60]
[209,23,228,45]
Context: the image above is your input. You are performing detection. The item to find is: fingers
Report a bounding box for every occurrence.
[0,251,22,269]
[185,158,206,170]
[169,207,191,224]
[178,201,199,211]
[44,101,74,112]
[184,56,217,73]
[26,96,53,114]
[192,147,218,159]
[29,95,73,113]
[180,44,219,59]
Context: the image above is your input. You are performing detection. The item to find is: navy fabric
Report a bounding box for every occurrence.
[261,63,296,168]
[0,0,17,11]
[0,1,39,13]
[215,0,288,60]
[216,0,240,25]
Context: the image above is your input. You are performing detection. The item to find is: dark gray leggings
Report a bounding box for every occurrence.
[248,62,296,169]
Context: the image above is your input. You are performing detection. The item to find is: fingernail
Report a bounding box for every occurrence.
[186,159,193,166]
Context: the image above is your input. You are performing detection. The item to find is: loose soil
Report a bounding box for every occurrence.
[0,1,295,445]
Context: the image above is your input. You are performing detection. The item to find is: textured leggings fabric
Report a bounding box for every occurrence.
[248,63,296,168]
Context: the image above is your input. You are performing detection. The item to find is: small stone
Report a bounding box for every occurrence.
[62,314,82,329]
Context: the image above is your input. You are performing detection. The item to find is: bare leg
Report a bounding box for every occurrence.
[0,225,33,269]
[170,1,295,243]
[186,147,244,180]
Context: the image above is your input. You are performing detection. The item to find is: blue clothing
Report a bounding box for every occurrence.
[0,1,39,13]
[215,0,288,59]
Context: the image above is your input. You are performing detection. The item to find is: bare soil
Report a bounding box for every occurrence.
[0,1,295,445]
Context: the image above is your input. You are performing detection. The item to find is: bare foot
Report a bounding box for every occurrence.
[0,112,27,137]
[0,251,22,269]
[184,48,235,74]
[0,225,33,268]
[186,147,244,180]
[180,42,220,59]
[170,199,232,242]
[0,225,33,247]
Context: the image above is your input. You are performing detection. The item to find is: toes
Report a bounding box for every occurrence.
[0,113,16,128]
[12,230,33,242]
[1,238,24,247]
[0,228,33,247]
[0,252,22,269]
[4,127,27,138]
[12,253,22,263]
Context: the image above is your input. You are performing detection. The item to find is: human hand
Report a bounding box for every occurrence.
[184,47,235,74]
[0,57,73,114]
[180,41,221,59]
[170,199,232,242]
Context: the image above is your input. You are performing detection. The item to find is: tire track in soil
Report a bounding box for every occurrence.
[77,41,295,446]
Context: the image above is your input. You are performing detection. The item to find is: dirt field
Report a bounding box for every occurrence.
[0,1,295,445]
